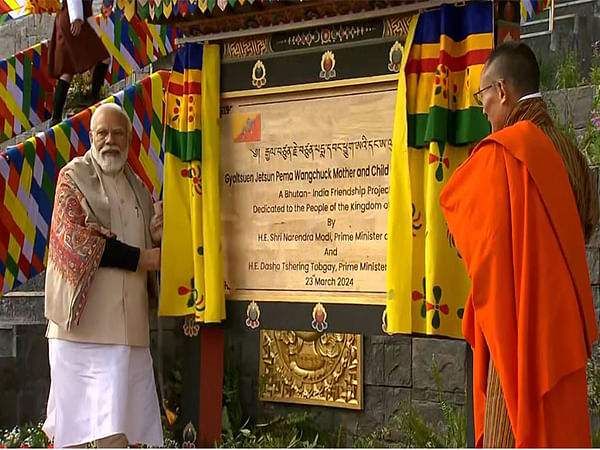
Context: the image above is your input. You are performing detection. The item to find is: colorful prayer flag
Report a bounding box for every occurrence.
[90,13,181,85]
[520,0,550,24]
[0,0,23,16]
[0,42,54,143]
[104,0,251,20]
[0,71,169,294]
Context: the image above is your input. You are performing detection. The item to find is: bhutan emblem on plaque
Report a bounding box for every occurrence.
[245,300,261,329]
[388,41,404,72]
[251,60,267,88]
[311,302,328,332]
[319,51,336,80]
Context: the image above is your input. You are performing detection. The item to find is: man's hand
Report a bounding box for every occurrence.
[138,248,161,271]
[150,200,163,243]
[70,19,83,36]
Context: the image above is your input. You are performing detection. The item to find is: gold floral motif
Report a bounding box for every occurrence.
[259,329,362,409]
[183,315,200,337]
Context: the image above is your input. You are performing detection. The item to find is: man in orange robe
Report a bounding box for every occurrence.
[440,42,599,447]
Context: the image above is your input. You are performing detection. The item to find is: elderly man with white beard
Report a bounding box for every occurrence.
[42,103,164,448]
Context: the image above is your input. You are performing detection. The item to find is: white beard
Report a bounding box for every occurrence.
[91,144,128,175]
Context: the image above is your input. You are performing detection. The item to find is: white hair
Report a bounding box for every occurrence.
[90,103,132,138]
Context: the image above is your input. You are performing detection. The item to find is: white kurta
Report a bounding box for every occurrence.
[43,339,163,448]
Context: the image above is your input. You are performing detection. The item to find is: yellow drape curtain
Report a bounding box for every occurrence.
[159,43,225,323]
[386,3,493,337]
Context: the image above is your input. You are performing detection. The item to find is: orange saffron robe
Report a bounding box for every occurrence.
[440,121,598,447]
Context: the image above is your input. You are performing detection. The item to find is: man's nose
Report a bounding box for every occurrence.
[105,131,117,144]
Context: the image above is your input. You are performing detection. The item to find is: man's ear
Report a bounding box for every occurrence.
[89,131,94,145]
[497,81,508,105]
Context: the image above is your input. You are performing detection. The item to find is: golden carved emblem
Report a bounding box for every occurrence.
[259,329,362,409]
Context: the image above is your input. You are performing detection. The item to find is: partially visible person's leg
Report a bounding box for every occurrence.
[97,433,128,448]
[48,0,109,126]
[89,57,110,104]
[483,358,515,447]
[51,73,73,126]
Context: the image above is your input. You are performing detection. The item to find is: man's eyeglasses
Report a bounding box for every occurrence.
[93,128,125,139]
[473,79,504,105]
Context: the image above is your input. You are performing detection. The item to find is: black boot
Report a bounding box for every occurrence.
[50,78,70,127]
[90,62,109,103]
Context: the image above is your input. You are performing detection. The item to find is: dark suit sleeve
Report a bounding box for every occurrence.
[99,236,140,271]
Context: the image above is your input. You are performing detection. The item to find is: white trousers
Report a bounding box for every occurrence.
[43,339,163,448]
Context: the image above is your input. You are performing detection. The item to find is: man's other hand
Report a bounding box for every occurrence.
[150,200,163,242]
[70,19,83,36]
[138,248,161,271]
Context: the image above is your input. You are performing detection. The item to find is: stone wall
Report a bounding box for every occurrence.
[587,167,600,330]
[0,14,55,61]
[543,85,597,140]
[587,167,600,439]
[0,323,48,427]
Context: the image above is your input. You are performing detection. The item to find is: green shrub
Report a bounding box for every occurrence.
[555,49,582,89]
[219,412,328,448]
[0,422,50,448]
[539,55,556,92]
